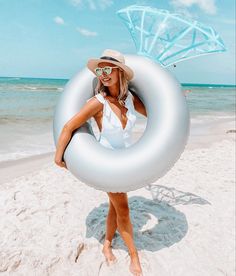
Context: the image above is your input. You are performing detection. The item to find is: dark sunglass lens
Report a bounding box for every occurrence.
[104,67,112,75]
[95,68,102,76]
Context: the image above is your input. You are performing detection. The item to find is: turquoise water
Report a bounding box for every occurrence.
[0,77,66,122]
[0,77,235,161]
[0,77,235,122]
[183,85,235,115]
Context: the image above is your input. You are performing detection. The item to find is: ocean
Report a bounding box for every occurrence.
[0,77,235,162]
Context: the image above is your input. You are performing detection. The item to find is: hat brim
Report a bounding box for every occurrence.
[87,58,134,81]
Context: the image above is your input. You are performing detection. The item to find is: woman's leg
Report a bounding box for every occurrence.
[104,197,118,243]
[102,197,117,263]
[108,192,142,275]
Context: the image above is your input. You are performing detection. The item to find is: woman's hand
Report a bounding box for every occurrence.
[54,155,67,169]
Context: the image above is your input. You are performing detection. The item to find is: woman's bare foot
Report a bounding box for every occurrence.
[102,241,117,265]
[129,251,142,276]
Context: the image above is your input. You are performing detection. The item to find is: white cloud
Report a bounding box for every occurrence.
[70,0,82,5]
[171,0,217,14]
[53,16,65,25]
[70,0,113,10]
[76,27,98,36]
[173,8,195,19]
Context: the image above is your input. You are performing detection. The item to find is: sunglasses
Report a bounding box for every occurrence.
[94,66,119,77]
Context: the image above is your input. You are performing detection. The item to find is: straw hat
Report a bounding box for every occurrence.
[87,49,134,81]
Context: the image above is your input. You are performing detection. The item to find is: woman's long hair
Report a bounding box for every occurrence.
[94,69,129,106]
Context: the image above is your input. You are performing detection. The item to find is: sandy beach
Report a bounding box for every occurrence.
[0,121,235,276]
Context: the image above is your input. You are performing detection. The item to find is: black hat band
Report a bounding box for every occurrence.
[100,56,120,63]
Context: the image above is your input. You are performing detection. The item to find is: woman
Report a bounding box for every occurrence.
[54,49,147,276]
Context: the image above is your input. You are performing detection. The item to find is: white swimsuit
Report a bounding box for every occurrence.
[88,92,137,149]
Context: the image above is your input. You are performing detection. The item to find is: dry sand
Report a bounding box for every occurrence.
[0,128,235,275]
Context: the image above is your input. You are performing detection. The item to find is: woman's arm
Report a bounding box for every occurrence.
[54,97,103,168]
[132,93,147,117]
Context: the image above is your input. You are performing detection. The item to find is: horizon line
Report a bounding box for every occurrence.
[0,75,235,87]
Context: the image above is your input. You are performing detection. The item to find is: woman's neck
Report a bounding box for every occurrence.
[108,82,120,98]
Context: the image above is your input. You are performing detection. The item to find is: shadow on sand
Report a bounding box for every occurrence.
[85,185,210,252]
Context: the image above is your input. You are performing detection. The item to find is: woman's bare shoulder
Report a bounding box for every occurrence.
[130,91,139,103]
[87,95,104,105]
[129,92,147,117]
[79,96,103,117]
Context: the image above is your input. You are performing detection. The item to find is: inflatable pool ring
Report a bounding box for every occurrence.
[53,55,190,192]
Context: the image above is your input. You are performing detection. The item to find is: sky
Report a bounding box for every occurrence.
[0,0,235,84]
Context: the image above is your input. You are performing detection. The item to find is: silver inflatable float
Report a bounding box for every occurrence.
[53,55,190,192]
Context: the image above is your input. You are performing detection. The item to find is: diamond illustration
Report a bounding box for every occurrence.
[117,5,226,67]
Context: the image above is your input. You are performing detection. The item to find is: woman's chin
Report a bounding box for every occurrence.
[102,82,111,86]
